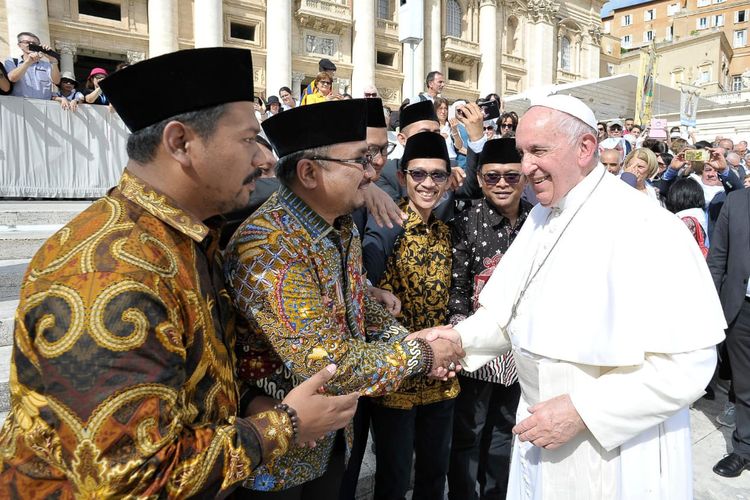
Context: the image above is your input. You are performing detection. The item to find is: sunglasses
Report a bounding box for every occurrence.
[318,80,332,86]
[310,155,373,171]
[500,123,514,129]
[406,169,450,184]
[482,172,523,185]
[483,126,496,131]
[364,92,378,97]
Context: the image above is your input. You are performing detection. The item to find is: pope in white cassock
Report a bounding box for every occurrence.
[450,95,727,499]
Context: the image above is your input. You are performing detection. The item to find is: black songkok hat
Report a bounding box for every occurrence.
[262,99,367,158]
[400,131,450,172]
[365,97,386,128]
[479,138,522,166]
[399,99,438,131]
[100,48,254,132]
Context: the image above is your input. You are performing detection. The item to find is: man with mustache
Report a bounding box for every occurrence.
[442,95,726,498]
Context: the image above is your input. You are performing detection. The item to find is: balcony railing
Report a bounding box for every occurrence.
[442,36,480,66]
[501,53,525,70]
[703,90,750,104]
[296,0,352,34]
[0,95,127,198]
[376,18,399,37]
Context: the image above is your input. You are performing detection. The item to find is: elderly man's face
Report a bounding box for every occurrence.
[608,125,623,137]
[600,149,621,175]
[516,107,594,207]
[736,141,747,155]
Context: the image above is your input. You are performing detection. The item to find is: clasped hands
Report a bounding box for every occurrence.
[406,325,465,380]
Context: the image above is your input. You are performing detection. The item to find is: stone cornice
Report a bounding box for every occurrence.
[526,0,560,24]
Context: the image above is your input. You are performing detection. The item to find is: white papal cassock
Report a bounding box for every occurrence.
[455,165,726,499]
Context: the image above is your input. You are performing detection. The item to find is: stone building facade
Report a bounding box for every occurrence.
[1,0,604,106]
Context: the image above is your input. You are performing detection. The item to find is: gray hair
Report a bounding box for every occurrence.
[554,111,600,164]
[126,104,228,163]
[275,146,330,186]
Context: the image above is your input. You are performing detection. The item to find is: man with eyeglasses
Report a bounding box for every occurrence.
[224,99,465,499]
[368,131,458,500]
[3,31,60,100]
[448,138,532,500]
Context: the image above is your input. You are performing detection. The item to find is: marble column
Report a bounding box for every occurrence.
[291,71,305,103]
[55,42,76,76]
[426,0,441,74]
[478,0,498,95]
[5,0,51,51]
[351,0,375,97]
[525,0,559,89]
[266,0,292,99]
[148,0,178,57]
[194,0,223,48]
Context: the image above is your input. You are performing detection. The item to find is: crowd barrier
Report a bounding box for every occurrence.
[0,95,128,198]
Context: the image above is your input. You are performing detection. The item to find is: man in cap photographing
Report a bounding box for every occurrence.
[439,94,726,497]
[0,48,358,497]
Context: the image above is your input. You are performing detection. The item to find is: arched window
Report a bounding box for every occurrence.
[377,0,390,19]
[506,17,518,54]
[560,36,571,71]
[446,0,462,37]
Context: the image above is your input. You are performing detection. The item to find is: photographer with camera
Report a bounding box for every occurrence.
[3,31,60,100]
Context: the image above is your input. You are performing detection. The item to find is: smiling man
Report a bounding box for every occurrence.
[439,94,726,498]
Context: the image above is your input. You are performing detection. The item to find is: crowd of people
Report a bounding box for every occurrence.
[1,31,128,109]
[0,43,748,500]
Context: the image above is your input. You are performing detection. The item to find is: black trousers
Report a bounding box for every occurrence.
[447,376,520,500]
[338,397,372,500]
[370,398,455,500]
[728,298,750,459]
[236,432,346,500]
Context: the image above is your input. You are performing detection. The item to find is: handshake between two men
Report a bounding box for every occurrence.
[406,325,466,380]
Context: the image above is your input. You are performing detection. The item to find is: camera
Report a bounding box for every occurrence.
[27,43,60,61]
[477,100,500,121]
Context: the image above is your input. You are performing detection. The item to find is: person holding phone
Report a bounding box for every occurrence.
[3,31,60,99]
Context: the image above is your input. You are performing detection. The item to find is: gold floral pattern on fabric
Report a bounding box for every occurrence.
[0,171,291,498]
[224,186,428,491]
[376,200,460,410]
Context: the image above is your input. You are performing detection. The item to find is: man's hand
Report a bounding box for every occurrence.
[513,394,586,450]
[363,183,407,228]
[281,364,359,446]
[707,147,727,173]
[368,286,401,316]
[407,326,465,380]
[455,102,485,142]
[446,167,466,192]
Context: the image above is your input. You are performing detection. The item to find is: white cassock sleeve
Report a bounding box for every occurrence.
[569,346,716,452]
[454,306,511,373]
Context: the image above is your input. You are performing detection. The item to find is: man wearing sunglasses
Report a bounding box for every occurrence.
[224,99,465,499]
[447,138,532,500]
[368,131,458,500]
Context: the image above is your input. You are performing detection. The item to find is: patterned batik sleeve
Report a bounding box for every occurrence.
[362,291,410,343]
[228,246,427,397]
[448,216,473,324]
[1,274,292,498]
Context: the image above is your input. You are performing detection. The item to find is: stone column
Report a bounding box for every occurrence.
[587,25,603,79]
[291,71,305,103]
[5,0,51,50]
[426,0,441,73]
[351,0,375,97]
[478,0,498,95]
[148,0,178,57]
[55,42,76,76]
[266,0,292,100]
[525,0,559,89]
[193,0,223,48]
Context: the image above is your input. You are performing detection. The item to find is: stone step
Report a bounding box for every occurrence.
[0,259,29,304]
[0,300,19,348]
[0,201,90,226]
[0,228,58,260]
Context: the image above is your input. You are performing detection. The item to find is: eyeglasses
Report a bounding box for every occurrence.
[406,169,450,183]
[310,155,373,170]
[609,126,622,131]
[481,172,523,185]
[364,92,378,97]
[500,123,514,129]
[368,142,397,159]
[318,80,332,86]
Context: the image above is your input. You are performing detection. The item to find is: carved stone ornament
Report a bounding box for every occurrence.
[379,87,400,102]
[126,51,146,64]
[588,24,603,46]
[526,0,560,23]
[55,41,77,56]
